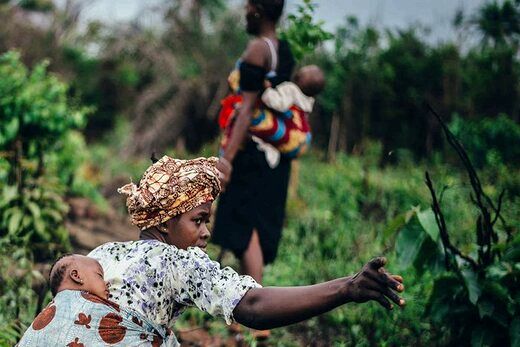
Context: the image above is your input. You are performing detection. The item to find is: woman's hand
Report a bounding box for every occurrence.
[345,257,405,310]
[216,157,233,191]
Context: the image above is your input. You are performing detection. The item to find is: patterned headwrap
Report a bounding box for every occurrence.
[118,156,221,230]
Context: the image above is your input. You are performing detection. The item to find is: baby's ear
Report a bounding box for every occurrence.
[69,269,83,285]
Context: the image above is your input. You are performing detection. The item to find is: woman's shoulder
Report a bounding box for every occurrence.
[242,38,271,68]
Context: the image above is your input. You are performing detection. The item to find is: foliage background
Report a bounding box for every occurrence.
[0,0,519,346]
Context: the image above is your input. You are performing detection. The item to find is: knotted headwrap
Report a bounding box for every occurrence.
[118,156,221,230]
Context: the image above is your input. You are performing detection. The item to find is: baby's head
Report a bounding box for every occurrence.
[294,65,325,97]
[49,254,109,299]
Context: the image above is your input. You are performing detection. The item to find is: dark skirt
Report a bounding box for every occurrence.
[212,140,291,264]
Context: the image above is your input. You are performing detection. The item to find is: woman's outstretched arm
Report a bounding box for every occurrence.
[233,257,405,330]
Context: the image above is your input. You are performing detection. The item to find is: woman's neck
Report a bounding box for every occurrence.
[258,22,277,40]
[140,228,167,243]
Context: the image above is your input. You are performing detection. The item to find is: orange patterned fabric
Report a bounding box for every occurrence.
[118,156,221,230]
[18,290,172,346]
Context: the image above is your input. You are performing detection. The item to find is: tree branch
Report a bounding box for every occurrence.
[425,171,479,271]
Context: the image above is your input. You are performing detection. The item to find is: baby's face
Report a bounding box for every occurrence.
[77,257,109,300]
[294,65,325,97]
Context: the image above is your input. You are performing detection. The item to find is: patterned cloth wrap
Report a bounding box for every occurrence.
[18,290,174,346]
[118,156,221,230]
[219,63,312,158]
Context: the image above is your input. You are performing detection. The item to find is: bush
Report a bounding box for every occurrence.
[391,115,520,347]
[449,114,520,168]
[0,50,90,259]
[0,244,44,346]
[0,183,70,261]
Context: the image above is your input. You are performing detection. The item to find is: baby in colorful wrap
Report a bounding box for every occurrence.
[18,254,170,346]
[261,64,325,116]
[248,65,325,162]
[219,64,325,160]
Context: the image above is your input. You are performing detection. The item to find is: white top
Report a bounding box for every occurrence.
[262,81,315,113]
[88,240,260,334]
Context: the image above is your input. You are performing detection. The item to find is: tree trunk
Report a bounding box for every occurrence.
[327,112,340,162]
[339,81,353,153]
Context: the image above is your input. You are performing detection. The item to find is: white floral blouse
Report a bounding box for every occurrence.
[88,240,260,331]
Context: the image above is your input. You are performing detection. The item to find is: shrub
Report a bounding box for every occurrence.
[0,50,90,259]
[449,114,520,168]
[392,109,519,347]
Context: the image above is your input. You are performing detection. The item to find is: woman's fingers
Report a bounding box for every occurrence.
[381,286,405,307]
[365,266,403,292]
[392,275,403,283]
[358,258,405,309]
[367,257,404,289]
[363,278,404,307]
[365,289,393,310]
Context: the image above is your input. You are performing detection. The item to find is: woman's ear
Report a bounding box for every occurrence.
[69,269,84,285]
[255,3,265,17]
[156,222,170,234]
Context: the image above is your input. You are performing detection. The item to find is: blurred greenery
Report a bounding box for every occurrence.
[0,0,519,346]
[0,51,92,260]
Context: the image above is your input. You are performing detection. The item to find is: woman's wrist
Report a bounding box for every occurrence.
[219,156,233,169]
[339,276,355,304]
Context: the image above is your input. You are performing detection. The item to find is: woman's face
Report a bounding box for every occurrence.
[165,202,212,251]
[245,1,262,35]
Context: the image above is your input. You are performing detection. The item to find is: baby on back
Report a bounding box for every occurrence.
[248,64,326,160]
[219,64,326,159]
[18,254,171,346]
[49,254,109,299]
[262,64,325,114]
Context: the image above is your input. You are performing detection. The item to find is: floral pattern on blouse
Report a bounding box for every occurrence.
[88,240,260,330]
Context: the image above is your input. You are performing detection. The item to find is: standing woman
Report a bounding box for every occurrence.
[213,0,294,290]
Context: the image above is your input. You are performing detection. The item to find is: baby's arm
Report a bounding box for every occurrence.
[261,83,298,112]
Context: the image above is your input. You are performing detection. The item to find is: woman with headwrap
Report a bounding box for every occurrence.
[84,156,405,346]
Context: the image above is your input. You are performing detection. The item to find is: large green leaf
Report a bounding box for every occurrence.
[413,236,445,276]
[0,185,18,207]
[26,201,41,219]
[461,267,482,305]
[7,209,23,235]
[395,213,427,268]
[417,208,439,242]
[33,217,50,242]
[503,235,520,262]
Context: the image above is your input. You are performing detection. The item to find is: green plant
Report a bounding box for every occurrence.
[0,182,70,261]
[281,0,333,61]
[0,243,44,346]
[0,50,88,259]
[391,107,519,346]
[0,50,89,186]
[450,114,520,168]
